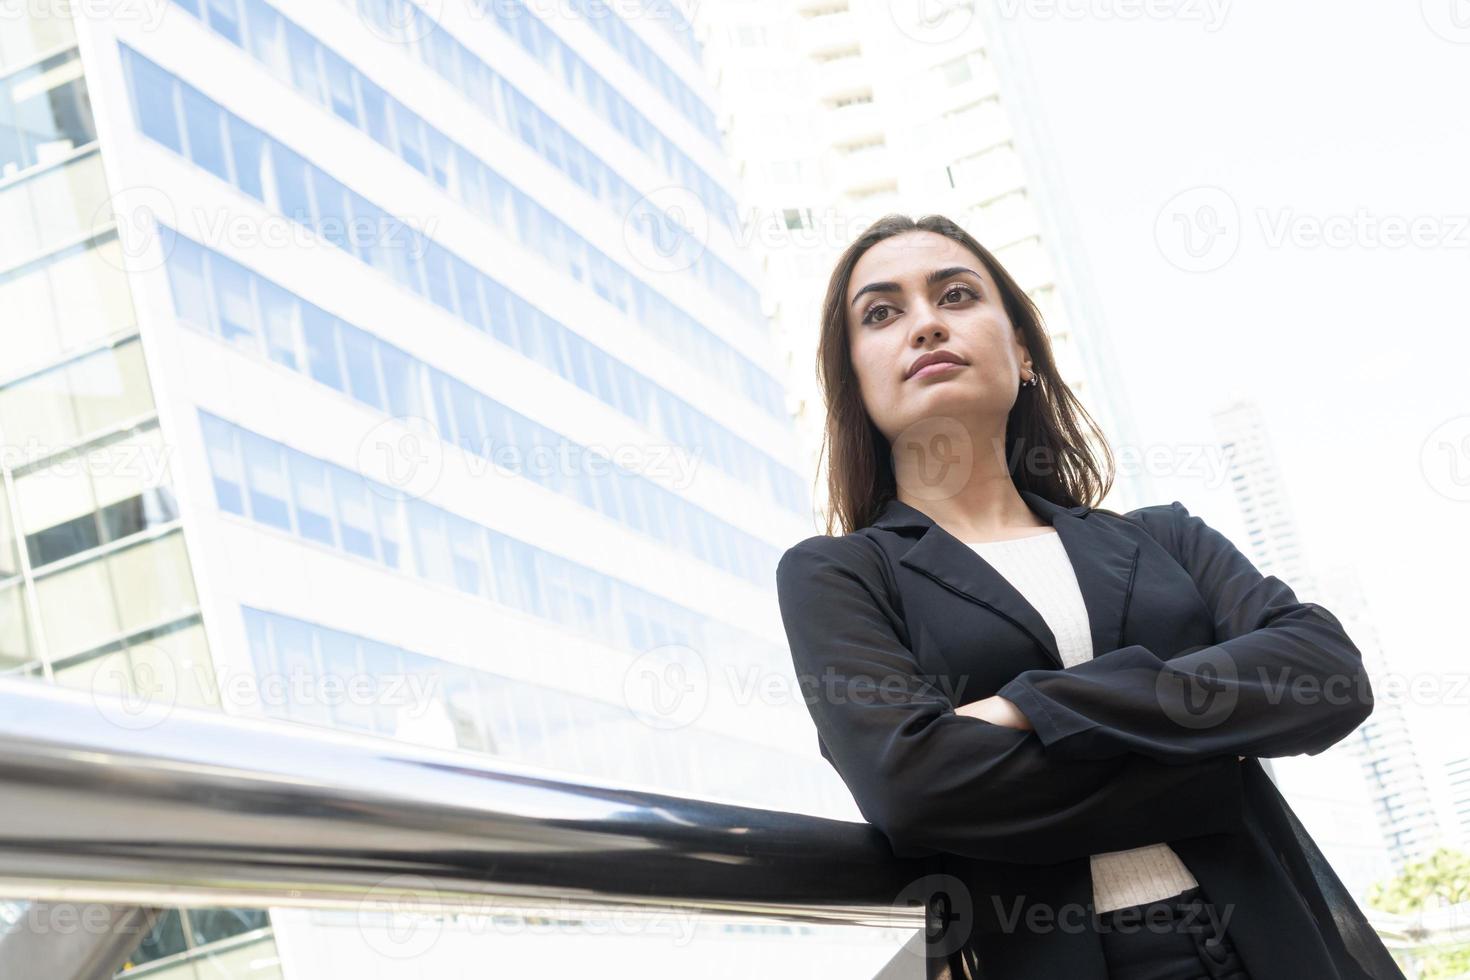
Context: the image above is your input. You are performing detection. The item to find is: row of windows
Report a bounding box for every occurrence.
[120,47,805,515]
[162,225,782,586]
[2,176,140,383]
[0,48,95,183]
[354,0,738,239]
[243,605,833,812]
[632,0,703,63]
[200,409,790,675]
[170,0,766,343]
[8,420,178,570]
[0,520,199,666]
[149,205,793,520]
[348,0,729,227]
[557,0,719,141]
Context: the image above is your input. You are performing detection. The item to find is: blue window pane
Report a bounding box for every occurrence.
[568,453,596,509]
[242,607,269,673]
[301,304,343,390]
[286,22,324,105]
[378,344,422,420]
[424,21,461,86]
[200,412,244,514]
[512,415,546,488]
[564,333,592,392]
[361,639,401,733]
[242,434,291,530]
[481,279,513,347]
[339,325,384,410]
[422,244,455,313]
[358,78,391,148]
[478,399,513,452]
[256,279,299,369]
[270,144,313,226]
[288,453,335,546]
[228,115,265,201]
[348,194,386,269]
[616,469,645,533]
[330,468,377,560]
[425,127,450,188]
[310,169,349,249]
[595,463,624,523]
[455,147,486,216]
[611,363,640,417]
[204,0,243,45]
[429,373,455,444]
[358,0,397,43]
[319,629,372,731]
[513,542,544,618]
[180,87,226,181]
[272,616,327,725]
[449,381,483,455]
[463,62,494,120]
[586,352,614,403]
[372,492,402,569]
[406,500,453,587]
[244,0,288,78]
[391,101,426,174]
[127,51,181,153]
[445,514,485,596]
[210,255,258,348]
[386,228,424,294]
[165,231,212,329]
[174,0,201,15]
[321,48,359,126]
[541,320,571,379]
[450,257,485,331]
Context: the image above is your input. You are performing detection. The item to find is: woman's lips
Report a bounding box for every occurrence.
[909,360,966,380]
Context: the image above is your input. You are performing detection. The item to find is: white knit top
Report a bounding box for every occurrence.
[967,530,1200,914]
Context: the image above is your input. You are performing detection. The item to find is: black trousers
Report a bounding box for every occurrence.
[1092,886,1251,980]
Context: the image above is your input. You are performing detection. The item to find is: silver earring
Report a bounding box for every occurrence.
[1023,373,1039,387]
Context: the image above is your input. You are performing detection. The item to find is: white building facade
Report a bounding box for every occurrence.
[0,0,885,974]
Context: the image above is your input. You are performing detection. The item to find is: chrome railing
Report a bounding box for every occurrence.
[0,677,930,979]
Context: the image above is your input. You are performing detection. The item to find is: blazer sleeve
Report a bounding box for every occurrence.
[776,533,1247,865]
[995,500,1375,765]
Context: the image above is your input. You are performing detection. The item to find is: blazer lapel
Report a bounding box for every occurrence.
[872,490,1140,670]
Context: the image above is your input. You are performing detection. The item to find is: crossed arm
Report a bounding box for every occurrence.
[775,533,1248,865]
[993,501,1376,764]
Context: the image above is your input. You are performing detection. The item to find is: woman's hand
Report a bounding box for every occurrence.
[956,694,1033,730]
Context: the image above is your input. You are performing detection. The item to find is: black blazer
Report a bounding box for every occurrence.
[775,489,1406,979]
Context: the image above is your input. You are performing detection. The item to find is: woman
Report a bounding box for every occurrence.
[774,214,1406,979]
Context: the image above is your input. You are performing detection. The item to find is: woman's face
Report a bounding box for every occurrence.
[846,230,1031,443]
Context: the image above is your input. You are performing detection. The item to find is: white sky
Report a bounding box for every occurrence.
[969,1,1470,755]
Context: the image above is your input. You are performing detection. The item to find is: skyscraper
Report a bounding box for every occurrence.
[696,0,1152,514]
[1,0,858,972]
[1211,400,1419,895]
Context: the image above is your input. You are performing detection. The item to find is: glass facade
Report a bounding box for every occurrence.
[558,0,720,142]
[165,0,773,399]
[120,45,805,515]
[0,13,280,974]
[158,225,780,584]
[0,0,836,970]
[244,605,832,809]
[200,409,789,673]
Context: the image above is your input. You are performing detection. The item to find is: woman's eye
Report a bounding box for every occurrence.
[863,304,892,325]
[944,285,977,303]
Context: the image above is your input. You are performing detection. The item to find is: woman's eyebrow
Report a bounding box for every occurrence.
[849,266,980,308]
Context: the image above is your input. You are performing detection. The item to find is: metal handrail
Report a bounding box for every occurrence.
[0,677,928,928]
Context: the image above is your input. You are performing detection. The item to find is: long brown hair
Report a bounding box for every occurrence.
[814,213,1115,535]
